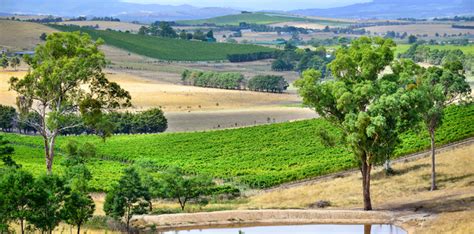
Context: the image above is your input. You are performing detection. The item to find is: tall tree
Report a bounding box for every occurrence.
[28,174,69,234]
[0,169,35,234]
[417,60,471,191]
[159,167,215,211]
[104,167,151,232]
[295,37,420,210]
[9,32,131,174]
[10,56,21,71]
[1,54,8,70]
[61,141,95,234]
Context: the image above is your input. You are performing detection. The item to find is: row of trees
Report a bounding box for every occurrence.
[0,105,168,135]
[247,75,288,93]
[181,70,244,90]
[1,54,21,70]
[138,22,216,42]
[227,51,275,62]
[181,70,289,93]
[295,37,471,210]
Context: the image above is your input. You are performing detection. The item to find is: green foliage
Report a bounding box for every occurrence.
[295,37,425,210]
[1,104,473,191]
[182,70,244,89]
[28,174,69,233]
[104,167,151,231]
[132,108,168,133]
[62,191,95,234]
[227,52,275,62]
[247,75,289,93]
[0,53,8,69]
[158,167,216,210]
[50,25,275,61]
[0,105,16,132]
[9,31,131,173]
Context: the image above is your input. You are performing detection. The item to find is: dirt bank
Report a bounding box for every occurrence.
[131,209,405,231]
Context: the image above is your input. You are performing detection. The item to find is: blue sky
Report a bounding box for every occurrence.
[121,0,372,10]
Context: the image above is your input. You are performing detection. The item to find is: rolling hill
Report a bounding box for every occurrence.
[177,12,350,26]
[50,24,276,61]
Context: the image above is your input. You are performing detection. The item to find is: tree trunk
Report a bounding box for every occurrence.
[430,128,437,191]
[364,224,372,234]
[77,224,81,234]
[44,136,56,174]
[20,218,24,234]
[361,158,372,211]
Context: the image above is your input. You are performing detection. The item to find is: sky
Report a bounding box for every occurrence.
[120,0,372,10]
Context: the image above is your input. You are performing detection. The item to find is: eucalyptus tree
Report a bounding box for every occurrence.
[295,37,421,210]
[417,60,471,191]
[9,32,131,174]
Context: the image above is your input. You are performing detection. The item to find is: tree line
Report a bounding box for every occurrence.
[1,53,21,70]
[138,21,216,42]
[227,51,275,62]
[181,70,289,93]
[271,44,334,77]
[0,105,168,136]
[399,44,473,73]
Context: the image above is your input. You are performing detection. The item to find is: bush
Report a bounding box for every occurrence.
[182,70,244,89]
[0,105,16,132]
[248,75,289,93]
[132,108,168,134]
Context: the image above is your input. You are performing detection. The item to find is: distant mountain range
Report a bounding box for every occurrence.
[0,0,239,22]
[0,0,473,22]
[291,0,474,19]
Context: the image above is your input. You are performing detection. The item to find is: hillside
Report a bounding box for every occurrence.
[177,12,350,26]
[291,0,473,19]
[50,24,276,61]
[2,104,473,192]
[0,19,58,51]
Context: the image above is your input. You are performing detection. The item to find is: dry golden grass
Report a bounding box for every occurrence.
[0,70,300,112]
[0,20,58,51]
[56,21,144,33]
[243,144,474,233]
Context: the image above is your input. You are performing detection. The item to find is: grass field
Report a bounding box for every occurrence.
[246,143,474,233]
[0,20,58,51]
[49,24,276,61]
[177,12,350,26]
[1,104,473,192]
[395,44,474,55]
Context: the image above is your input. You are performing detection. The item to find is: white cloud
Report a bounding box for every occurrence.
[120,0,372,10]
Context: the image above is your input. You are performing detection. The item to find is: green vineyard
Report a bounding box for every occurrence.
[2,104,473,191]
[49,24,275,61]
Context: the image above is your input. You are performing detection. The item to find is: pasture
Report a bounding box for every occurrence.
[177,12,350,26]
[0,19,58,51]
[2,104,473,192]
[50,24,276,61]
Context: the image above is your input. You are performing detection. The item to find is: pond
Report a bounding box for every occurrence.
[159,224,407,234]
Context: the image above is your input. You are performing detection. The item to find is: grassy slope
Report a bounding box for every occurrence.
[2,104,473,191]
[0,20,58,51]
[396,44,474,55]
[49,25,275,61]
[177,12,349,26]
